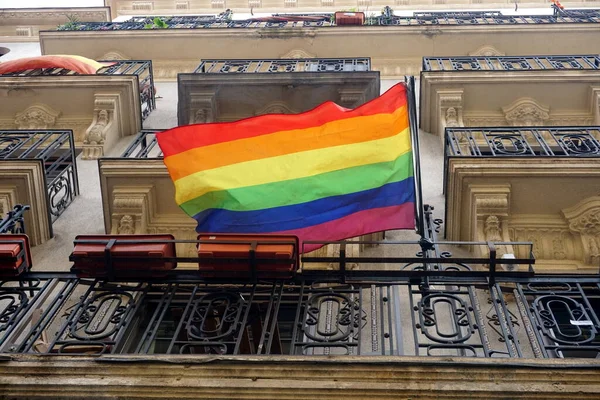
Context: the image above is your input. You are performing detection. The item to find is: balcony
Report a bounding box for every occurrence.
[178,58,379,124]
[0,60,156,159]
[444,127,600,272]
[0,130,79,246]
[0,7,111,41]
[39,9,600,80]
[420,55,600,139]
[0,205,28,234]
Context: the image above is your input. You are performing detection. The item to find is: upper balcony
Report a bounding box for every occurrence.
[0,130,79,246]
[444,126,600,272]
[0,60,156,159]
[105,0,600,16]
[420,54,600,139]
[39,8,600,80]
[178,57,379,124]
[0,7,111,42]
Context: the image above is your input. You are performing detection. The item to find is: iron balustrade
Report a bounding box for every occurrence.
[2,238,600,358]
[120,130,162,158]
[0,205,29,234]
[1,206,597,359]
[0,60,156,122]
[445,127,600,158]
[98,60,156,121]
[194,58,371,74]
[0,130,79,221]
[423,55,600,71]
[52,9,600,31]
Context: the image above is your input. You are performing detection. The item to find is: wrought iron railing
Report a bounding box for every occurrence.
[445,127,600,157]
[0,205,29,234]
[423,55,600,71]
[194,58,371,74]
[53,9,600,31]
[2,205,599,359]
[0,130,79,220]
[98,60,156,121]
[120,130,162,158]
[0,60,156,122]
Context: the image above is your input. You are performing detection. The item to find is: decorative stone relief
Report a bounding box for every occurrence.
[110,186,154,236]
[468,45,506,57]
[563,196,600,266]
[436,90,464,137]
[337,89,366,109]
[82,94,120,160]
[100,51,129,61]
[256,102,297,116]
[116,215,136,234]
[280,49,316,59]
[14,104,60,130]
[502,98,550,126]
[189,91,217,124]
[470,186,513,261]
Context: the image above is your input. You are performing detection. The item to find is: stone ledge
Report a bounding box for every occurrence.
[1,354,599,399]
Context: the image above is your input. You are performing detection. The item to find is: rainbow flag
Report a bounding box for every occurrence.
[156,83,415,251]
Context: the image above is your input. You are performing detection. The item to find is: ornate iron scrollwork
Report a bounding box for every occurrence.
[186,292,243,341]
[531,295,597,345]
[416,293,474,344]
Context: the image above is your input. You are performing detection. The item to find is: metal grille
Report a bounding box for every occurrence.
[0,130,79,221]
[2,274,599,358]
[0,205,29,234]
[194,58,371,74]
[423,55,600,71]
[52,9,600,30]
[0,60,156,122]
[445,127,600,158]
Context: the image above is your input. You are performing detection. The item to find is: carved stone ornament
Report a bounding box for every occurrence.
[338,89,366,109]
[563,196,600,265]
[82,94,118,160]
[437,90,464,137]
[468,45,506,57]
[100,51,129,61]
[280,49,316,59]
[256,102,298,116]
[117,215,136,234]
[14,104,60,129]
[502,98,550,127]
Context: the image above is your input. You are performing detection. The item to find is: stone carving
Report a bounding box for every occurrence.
[502,98,550,126]
[14,104,60,129]
[100,51,129,61]
[256,102,297,116]
[484,215,506,256]
[280,49,316,59]
[117,215,135,235]
[552,236,567,260]
[338,89,366,109]
[189,92,217,124]
[469,45,506,57]
[562,196,600,266]
[437,90,464,137]
[445,107,460,128]
[83,109,112,159]
[83,94,120,160]
[193,108,213,124]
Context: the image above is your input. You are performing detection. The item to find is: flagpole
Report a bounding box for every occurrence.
[405,76,425,240]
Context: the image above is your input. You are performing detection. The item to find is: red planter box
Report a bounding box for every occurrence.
[70,234,176,278]
[197,234,298,279]
[335,12,365,26]
[0,235,31,277]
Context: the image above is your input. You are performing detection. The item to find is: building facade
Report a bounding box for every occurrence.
[0,3,600,398]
